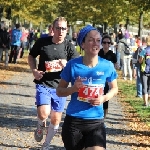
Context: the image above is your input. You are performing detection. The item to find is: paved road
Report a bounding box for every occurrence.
[0,71,133,150]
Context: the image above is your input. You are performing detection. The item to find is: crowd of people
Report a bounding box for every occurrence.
[0,23,55,66]
[0,18,149,150]
[104,24,150,108]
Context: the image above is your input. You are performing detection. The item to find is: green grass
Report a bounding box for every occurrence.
[118,78,150,126]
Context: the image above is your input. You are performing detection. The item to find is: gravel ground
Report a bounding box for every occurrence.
[0,71,134,150]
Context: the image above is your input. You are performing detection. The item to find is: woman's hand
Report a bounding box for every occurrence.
[72,76,84,92]
[88,95,106,106]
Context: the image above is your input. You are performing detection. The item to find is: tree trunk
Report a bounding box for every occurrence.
[113,24,118,35]
[103,22,108,33]
[69,25,72,38]
[29,21,33,29]
[39,22,42,32]
[126,17,129,31]
[93,12,96,27]
[83,21,85,26]
[15,17,19,24]
[73,24,76,33]
[0,7,3,21]
[93,22,96,27]
[138,11,143,42]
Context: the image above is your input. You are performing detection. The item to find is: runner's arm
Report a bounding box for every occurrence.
[28,38,42,71]
[88,79,118,106]
[57,76,84,97]
[28,55,44,80]
[138,49,145,63]
[56,79,75,97]
[138,56,144,64]
[105,79,118,101]
[28,55,37,71]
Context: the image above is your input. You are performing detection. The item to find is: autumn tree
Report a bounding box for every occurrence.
[130,0,150,39]
[0,0,150,34]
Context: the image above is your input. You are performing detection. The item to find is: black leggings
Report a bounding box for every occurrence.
[103,83,109,109]
[9,45,20,63]
[140,72,150,95]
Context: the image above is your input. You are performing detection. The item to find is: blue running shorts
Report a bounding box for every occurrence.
[35,84,66,112]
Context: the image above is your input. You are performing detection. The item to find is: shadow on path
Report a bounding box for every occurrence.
[107,139,150,148]
[0,81,33,88]
[0,92,34,97]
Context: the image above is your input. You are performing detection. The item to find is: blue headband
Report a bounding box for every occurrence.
[77,25,98,47]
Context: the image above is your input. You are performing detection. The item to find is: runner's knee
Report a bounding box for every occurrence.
[37,105,50,120]
[50,111,62,125]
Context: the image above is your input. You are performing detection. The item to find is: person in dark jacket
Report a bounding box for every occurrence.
[0,26,10,66]
[98,35,118,121]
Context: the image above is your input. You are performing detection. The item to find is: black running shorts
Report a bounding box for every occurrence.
[62,115,106,150]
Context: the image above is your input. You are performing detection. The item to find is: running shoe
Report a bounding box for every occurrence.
[34,124,44,142]
[41,142,53,150]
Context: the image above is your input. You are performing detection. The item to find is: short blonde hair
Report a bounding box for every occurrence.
[146,36,150,46]
[53,17,67,27]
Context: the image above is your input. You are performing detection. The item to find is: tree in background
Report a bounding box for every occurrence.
[0,0,150,34]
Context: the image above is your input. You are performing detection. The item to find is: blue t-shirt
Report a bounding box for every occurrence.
[60,56,117,119]
[11,29,22,46]
[40,34,49,38]
[139,49,146,57]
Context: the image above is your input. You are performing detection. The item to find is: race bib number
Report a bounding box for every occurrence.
[45,60,62,72]
[77,85,104,102]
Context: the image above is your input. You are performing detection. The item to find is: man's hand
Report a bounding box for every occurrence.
[133,71,137,78]
[59,59,67,68]
[114,63,119,70]
[2,44,6,48]
[32,69,45,80]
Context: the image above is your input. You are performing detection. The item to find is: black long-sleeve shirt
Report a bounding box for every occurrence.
[0,29,10,48]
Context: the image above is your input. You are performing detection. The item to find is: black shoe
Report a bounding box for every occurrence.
[12,61,17,64]
[142,103,150,107]
[135,95,142,98]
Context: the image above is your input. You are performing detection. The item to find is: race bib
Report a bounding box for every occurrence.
[77,85,104,102]
[45,60,62,72]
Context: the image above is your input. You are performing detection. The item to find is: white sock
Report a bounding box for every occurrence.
[44,123,59,144]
